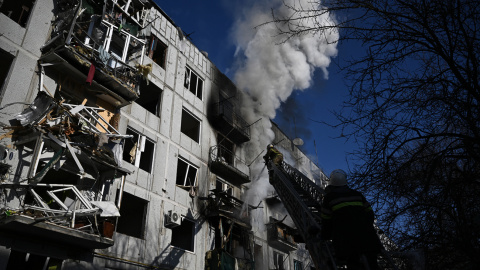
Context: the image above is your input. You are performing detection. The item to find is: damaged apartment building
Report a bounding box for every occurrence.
[0,0,327,269]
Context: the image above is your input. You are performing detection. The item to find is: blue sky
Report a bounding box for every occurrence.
[155,0,357,175]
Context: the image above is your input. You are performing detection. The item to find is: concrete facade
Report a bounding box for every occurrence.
[0,1,326,269]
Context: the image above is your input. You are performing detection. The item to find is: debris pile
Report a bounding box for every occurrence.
[0,91,131,240]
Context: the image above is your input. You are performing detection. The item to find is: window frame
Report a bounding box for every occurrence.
[176,157,198,188]
[0,0,36,28]
[217,133,235,166]
[146,35,167,69]
[273,251,286,270]
[216,178,233,196]
[135,80,162,116]
[294,260,303,270]
[170,216,196,252]
[180,108,201,143]
[123,127,156,173]
[184,66,203,100]
[115,191,148,239]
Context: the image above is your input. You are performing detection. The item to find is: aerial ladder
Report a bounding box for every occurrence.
[267,160,337,270]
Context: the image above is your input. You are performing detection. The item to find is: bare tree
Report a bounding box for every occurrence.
[270,0,480,268]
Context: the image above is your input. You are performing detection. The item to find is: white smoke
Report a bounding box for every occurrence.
[233,0,338,205]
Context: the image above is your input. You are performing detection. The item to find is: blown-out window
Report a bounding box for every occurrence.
[217,134,235,165]
[216,178,233,196]
[123,128,155,173]
[0,0,36,27]
[171,217,195,252]
[184,66,203,100]
[136,80,162,116]
[176,157,198,188]
[181,109,201,143]
[146,35,167,69]
[116,191,148,239]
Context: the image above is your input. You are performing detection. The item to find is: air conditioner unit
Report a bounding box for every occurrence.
[165,210,181,228]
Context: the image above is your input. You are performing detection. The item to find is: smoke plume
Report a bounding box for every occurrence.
[232,0,338,205]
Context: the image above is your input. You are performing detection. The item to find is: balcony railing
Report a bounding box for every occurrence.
[209,145,250,186]
[0,183,117,249]
[211,99,250,144]
[267,217,298,251]
[203,188,251,229]
[40,0,147,107]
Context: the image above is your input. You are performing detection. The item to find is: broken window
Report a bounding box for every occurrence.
[171,217,195,252]
[274,252,285,270]
[294,260,303,270]
[217,134,235,165]
[0,0,35,27]
[122,127,155,173]
[184,66,203,100]
[84,19,143,65]
[146,35,167,69]
[216,178,233,196]
[0,49,14,98]
[176,157,198,188]
[116,191,148,239]
[181,109,201,143]
[135,80,162,116]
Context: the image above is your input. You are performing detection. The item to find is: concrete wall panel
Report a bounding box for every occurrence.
[159,88,173,137]
[22,1,53,56]
[152,139,168,194]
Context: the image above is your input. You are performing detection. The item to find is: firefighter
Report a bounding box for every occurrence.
[263,144,283,182]
[320,169,382,270]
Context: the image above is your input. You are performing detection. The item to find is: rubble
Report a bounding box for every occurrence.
[0,90,132,243]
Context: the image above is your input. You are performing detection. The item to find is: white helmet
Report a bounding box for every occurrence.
[329,169,348,186]
[267,144,274,150]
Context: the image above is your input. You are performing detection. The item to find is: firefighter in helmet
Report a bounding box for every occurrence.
[263,144,283,183]
[321,169,382,269]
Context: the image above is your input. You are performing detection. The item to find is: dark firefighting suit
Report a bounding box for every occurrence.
[263,145,283,182]
[321,185,382,270]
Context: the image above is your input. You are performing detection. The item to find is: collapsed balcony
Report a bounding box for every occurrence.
[0,183,117,249]
[202,188,252,229]
[40,0,149,106]
[211,99,251,144]
[209,145,250,186]
[0,92,131,249]
[266,217,298,252]
[203,190,255,270]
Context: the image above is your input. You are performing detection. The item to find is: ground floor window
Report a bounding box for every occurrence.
[116,191,148,239]
[171,217,195,252]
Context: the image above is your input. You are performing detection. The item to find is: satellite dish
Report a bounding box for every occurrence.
[293,138,304,146]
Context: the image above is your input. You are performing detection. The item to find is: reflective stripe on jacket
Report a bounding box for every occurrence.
[320,185,381,259]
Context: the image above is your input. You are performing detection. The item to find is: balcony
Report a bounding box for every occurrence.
[211,99,250,144]
[0,92,131,250]
[40,0,148,107]
[209,145,250,186]
[0,186,116,249]
[203,188,251,230]
[267,217,298,251]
